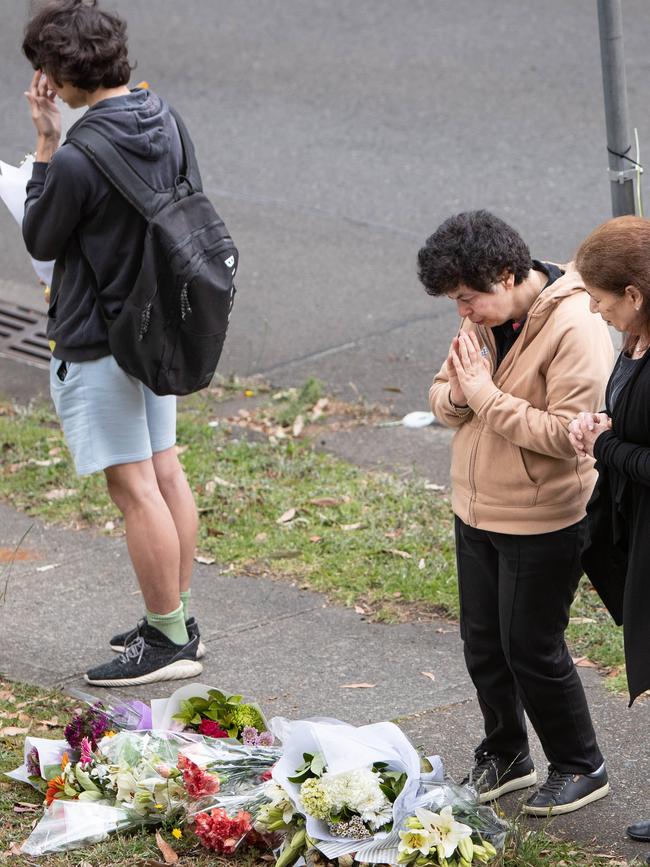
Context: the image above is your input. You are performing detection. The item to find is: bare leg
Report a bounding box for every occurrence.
[151,446,198,592]
[104,458,181,613]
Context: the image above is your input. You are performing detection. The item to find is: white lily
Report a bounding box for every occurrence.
[398,827,435,856]
[414,805,472,858]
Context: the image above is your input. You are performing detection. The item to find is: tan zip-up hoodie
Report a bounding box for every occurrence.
[429,268,614,534]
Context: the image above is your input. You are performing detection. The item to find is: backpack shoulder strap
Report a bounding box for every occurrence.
[67,125,169,220]
[168,106,203,193]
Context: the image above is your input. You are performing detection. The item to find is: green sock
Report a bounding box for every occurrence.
[146,603,189,645]
[180,589,191,621]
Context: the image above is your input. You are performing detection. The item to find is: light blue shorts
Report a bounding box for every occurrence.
[49,355,177,476]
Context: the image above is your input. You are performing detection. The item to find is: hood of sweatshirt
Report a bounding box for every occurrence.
[66,88,179,162]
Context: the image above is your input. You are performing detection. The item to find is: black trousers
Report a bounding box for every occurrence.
[455,515,603,774]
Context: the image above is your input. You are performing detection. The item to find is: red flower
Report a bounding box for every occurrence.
[198,719,229,738]
[260,769,273,782]
[177,754,221,799]
[193,807,252,853]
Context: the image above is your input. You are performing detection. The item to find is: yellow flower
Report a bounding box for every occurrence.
[244,389,255,397]
[104,730,117,738]
[155,803,165,810]
[171,828,182,840]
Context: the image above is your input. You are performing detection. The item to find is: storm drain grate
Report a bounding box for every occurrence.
[0,301,50,370]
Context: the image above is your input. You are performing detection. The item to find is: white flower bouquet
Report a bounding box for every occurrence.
[268,717,506,866]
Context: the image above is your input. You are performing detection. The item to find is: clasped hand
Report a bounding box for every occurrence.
[24,70,61,144]
[447,331,492,406]
[568,412,611,459]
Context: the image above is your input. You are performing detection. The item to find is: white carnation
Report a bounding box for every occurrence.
[319,766,392,828]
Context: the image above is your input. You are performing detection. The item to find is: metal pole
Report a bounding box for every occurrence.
[597,0,636,216]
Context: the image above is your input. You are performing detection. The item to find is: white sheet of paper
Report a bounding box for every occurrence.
[0,154,55,285]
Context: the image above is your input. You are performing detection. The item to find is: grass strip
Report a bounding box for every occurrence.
[0,391,625,681]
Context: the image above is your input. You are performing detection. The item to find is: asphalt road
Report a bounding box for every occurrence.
[0,0,648,412]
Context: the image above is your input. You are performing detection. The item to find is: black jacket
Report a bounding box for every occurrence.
[582,348,650,705]
[23,89,182,361]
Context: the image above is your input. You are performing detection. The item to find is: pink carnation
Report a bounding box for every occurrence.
[198,719,229,738]
[177,754,221,799]
[193,807,252,853]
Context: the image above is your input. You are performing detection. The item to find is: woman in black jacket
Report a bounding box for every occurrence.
[569,215,650,848]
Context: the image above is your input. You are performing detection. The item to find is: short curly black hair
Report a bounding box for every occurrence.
[417,210,532,296]
[23,0,133,91]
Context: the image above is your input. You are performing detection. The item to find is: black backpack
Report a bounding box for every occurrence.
[67,107,237,396]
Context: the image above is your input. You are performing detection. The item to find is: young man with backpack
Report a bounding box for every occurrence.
[21,0,217,686]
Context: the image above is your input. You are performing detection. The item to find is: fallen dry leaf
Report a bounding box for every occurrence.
[421,671,436,682]
[340,683,376,689]
[568,617,596,625]
[255,532,268,542]
[573,657,598,668]
[0,547,40,563]
[155,830,179,864]
[38,718,59,729]
[0,690,15,702]
[13,802,40,814]
[383,530,403,539]
[44,488,77,501]
[292,415,305,437]
[384,548,412,559]
[35,563,61,573]
[354,605,366,615]
[424,482,445,492]
[0,726,29,736]
[277,507,297,524]
[212,475,237,488]
[194,555,216,565]
[4,841,24,856]
[341,522,363,531]
[309,535,322,543]
[309,497,346,507]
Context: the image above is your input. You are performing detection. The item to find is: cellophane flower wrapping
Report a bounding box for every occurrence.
[17,730,280,856]
[183,739,283,855]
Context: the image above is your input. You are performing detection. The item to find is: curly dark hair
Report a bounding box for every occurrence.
[23,0,133,91]
[417,210,533,296]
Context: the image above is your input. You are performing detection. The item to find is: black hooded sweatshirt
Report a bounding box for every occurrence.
[23,89,182,361]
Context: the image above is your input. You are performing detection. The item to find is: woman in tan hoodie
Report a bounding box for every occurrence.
[420,210,613,816]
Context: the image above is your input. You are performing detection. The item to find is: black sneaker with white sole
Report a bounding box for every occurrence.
[523,764,609,816]
[462,750,537,803]
[86,623,203,687]
[109,616,206,659]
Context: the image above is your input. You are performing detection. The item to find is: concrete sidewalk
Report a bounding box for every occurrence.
[0,363,648,863]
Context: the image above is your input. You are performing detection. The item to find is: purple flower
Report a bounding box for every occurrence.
[241,726,274,747]
[256,730,274,746]
[26,747,40,778]
[64,714,84,750]
[64,703,110,750]
[241,726,259,746]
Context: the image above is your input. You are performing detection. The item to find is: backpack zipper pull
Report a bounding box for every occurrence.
[180,283,192,320]
[138,302,152,341]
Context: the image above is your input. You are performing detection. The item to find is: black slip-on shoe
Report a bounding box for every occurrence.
[523,765,610,816]
[86,623,203,687]
[462,750,537,803]
[109,615,206,658]
[626,819,650,841]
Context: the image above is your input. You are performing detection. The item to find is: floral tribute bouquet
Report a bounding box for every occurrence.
[6,694,280,857]
[171,686,273,745]
[265,718,506,867]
